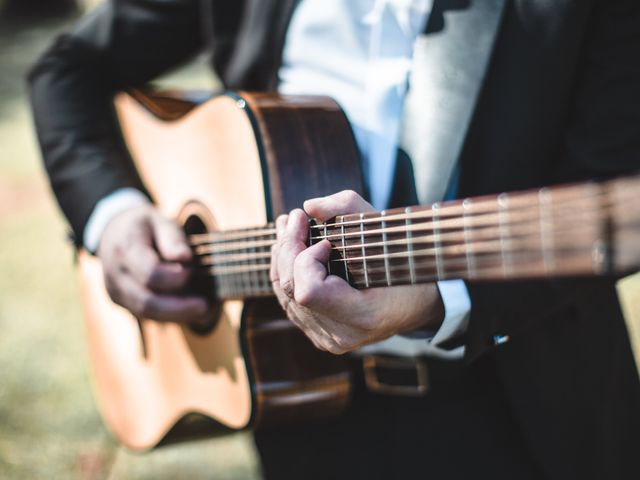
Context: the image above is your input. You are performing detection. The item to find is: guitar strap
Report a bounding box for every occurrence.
[399,0,507,205]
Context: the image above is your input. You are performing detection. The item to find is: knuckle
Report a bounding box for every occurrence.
[280,278,295,299]
[309,337,326,351]
[334,335,354,351]
[351,316,372,331]
[326,342,347,355]
[138,294,157,318]
[112,243,125,258]
[294,250,312,269]
[140,269,156,289]
[104,277,122,304]
[294,285,315,307]
[340,189,359,205]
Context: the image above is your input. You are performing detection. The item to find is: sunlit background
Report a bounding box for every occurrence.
[0,1,260,478]
[1,1,639,479]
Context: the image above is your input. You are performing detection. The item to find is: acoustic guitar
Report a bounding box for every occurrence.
[79,89,639,451]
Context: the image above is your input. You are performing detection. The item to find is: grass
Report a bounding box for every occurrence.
[0,12,259,480]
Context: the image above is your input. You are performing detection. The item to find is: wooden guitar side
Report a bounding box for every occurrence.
[78,91,363,450]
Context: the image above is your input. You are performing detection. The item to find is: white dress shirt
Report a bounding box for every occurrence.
[84,0,471,358]
[279,0,469,358]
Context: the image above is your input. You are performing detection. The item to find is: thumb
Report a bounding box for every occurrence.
[304,190,376,223]
[150,213,192,262]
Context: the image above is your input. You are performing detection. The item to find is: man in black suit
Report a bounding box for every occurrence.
[29,1,640,478]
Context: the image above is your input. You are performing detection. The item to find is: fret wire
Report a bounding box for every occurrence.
[360,213,370,288]
[405,207,416,284]
[538,188,556,273]
[462,199,477,279]
[432,203,444,280]
[340,216,350,282]
[381,211,391,286]
[324,223,332,275]
[498,193,514,277]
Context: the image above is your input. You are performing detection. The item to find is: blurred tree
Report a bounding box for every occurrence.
[2,0,78,17]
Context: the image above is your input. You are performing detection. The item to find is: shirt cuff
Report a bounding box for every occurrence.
[83,187,150,253]
[355,280,471,360]
[431,279,470,347]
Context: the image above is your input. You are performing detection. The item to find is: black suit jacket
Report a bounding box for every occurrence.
[29,1,640,478]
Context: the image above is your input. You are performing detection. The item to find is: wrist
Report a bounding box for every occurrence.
[84,188,150,253]
[388,284,444,336]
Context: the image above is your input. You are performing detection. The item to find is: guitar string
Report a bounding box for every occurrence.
[197,219,607,275]
[196,216,601,266]
[193,185,638,283]
[193,196,612,260]
[186,177,638,249]
[308,201,607,243]
[310,178,637,231]
[191,201,606,256]
[189,184,629,249]
[205,245,603,289]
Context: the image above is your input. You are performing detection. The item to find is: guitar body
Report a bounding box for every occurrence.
[78,91,363,450]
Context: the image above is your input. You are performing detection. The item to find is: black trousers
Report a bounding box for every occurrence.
[253,355,544,480]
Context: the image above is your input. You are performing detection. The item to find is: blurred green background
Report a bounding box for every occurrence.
[0,2,260,478]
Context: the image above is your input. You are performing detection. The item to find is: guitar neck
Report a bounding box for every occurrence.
[317,176,640,288]
[191,175,640,300]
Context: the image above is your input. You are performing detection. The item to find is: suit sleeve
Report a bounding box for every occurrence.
[28,0,204,245]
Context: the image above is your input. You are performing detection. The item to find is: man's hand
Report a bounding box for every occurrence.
[270,190,444,354]
[97,204,210,324]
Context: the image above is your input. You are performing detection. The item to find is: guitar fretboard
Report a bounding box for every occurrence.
[191,175,640,300]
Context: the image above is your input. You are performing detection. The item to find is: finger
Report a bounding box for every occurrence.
[277,209,308,298]
[270,214,287,284]
[275,214,289,239]
[272,274,292,313]
[124,241,190,293]
[303,190,376,223]
[292,240,332,306]
[269,242,280,284]
[284,300,339,353]
[117,273,209,323]
[150,213,192,262]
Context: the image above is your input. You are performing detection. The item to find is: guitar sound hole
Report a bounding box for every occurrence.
[181,205,220,336]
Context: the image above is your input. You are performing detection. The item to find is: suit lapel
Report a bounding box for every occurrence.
[400,0,507,204]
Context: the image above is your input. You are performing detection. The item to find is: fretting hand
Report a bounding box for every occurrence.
[98,204,211,324]
[270,190,445,354]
